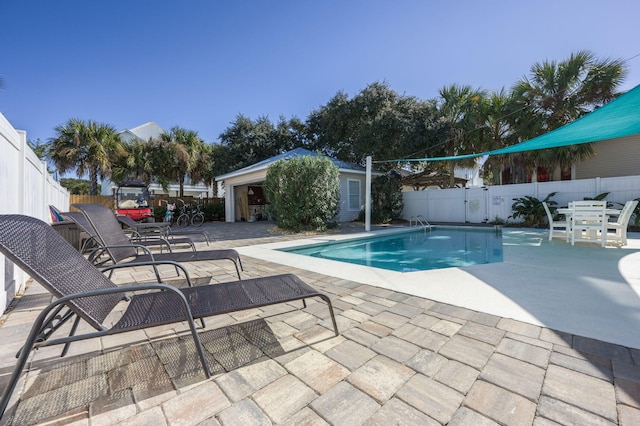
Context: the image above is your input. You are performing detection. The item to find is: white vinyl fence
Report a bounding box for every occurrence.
[403,176,640,224]
[1,113,69,312]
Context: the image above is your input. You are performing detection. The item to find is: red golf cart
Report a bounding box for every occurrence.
[115,180,153,221]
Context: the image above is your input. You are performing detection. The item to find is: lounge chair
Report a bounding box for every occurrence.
[115,214,197,252]
[61,211,193,256]
[542,202,568,241]
[74,204,243,279]
[117,214,211,245]
[605,200,638,246]
[0,214,338,420]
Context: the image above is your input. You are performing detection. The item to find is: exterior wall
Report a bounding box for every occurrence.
[337,172,366,222]
[575,135,640,179]
[0,113,70,313]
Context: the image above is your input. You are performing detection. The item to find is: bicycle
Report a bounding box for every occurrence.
[175,199,205,227]
[161,200,176,225]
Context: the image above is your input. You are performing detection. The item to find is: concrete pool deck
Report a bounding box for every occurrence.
[238,226,640,350]
[1,221,640,424]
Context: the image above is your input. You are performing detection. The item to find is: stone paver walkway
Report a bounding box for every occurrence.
[1,221,640,425]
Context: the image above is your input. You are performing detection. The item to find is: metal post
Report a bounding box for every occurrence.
[365,156,372,232]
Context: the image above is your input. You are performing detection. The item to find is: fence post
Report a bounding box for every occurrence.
[18,130,27,214]
[41,159,48,221]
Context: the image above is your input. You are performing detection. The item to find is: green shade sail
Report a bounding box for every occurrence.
[387,83,640,163]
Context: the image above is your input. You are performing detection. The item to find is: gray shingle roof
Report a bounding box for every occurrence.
[216,147,366,180]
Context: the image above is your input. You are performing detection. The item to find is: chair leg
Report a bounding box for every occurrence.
[1,302,68,419]
[184,317,212,379]
[60,315,82,357]
[317,294,339,336]
[233,261,242,280]
[15,307,75,358]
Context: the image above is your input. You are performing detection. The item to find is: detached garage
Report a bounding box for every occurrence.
[216,148,379,223]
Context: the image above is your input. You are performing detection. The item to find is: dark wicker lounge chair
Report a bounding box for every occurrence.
[0,214,338,420]
[115,214,197,252]
[59,211,194,255]
[116,214,211,245]
[74,204,243,279]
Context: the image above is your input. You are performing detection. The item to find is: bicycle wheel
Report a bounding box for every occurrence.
[176,214,189,228]
[191,213,204,227]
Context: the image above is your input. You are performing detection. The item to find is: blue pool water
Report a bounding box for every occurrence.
[281,227,503,272]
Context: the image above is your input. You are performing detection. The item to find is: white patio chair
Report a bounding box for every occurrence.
[605,200,638,246]
[571,202,607,247]
[542,202,568,241]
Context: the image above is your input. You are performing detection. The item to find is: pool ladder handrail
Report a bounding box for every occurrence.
[410,215,431,231]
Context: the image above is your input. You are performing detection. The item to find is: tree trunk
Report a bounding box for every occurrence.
[89,167,99,195]
[448,162,455,188]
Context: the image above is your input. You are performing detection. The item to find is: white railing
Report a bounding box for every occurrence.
[0,113,70,313]
[409,215,431,231]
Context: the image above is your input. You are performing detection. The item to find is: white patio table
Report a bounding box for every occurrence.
[557,205,621,245]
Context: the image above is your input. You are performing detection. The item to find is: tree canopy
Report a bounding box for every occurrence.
[48,119,124,195]
[44,50,629,189]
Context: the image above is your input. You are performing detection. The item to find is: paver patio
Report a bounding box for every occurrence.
[1,221,640,425]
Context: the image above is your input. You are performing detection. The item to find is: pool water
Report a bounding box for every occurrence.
[281,228,503,272]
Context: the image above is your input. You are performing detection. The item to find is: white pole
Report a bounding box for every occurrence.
[365,156,372,232]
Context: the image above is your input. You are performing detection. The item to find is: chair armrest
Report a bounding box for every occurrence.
[101,260,194,287]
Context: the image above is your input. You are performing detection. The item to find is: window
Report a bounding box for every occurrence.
[348,179,361,211]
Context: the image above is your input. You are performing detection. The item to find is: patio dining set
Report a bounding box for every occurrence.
[543,199,639,247]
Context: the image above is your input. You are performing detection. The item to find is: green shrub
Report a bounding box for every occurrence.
[355,173,404,224]
[153,205,166,222]
[263,154,340,232]
[509,192,557,227]
[371,173,403,223]
[203,202,225,221]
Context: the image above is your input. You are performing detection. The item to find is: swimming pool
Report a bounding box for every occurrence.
[280,227,503,272]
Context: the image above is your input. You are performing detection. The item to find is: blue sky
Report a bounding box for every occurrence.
[2,0,639,145]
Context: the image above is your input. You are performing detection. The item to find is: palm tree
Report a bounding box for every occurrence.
[437,84,487,187]
[159,127,204,197]
[476,89,519,184]
[48,119,124,195]
[110,138,154,185]
[510,50,627,176]
[145,138,189,193]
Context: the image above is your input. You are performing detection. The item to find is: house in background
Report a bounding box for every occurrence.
[102,122,212,198]
[216,148,382,223]
[574,133,640,180]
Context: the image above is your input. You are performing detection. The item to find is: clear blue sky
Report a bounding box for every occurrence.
[2,0,639,145]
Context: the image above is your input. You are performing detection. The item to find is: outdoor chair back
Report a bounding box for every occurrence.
[0,215,122,329]
[75,203,142,262]
[606,200,639,246]
[542,201,568,241]
[570,202,607,246]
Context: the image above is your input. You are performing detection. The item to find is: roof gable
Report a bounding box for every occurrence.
[216,147,367,180]
[118,122,165,142]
